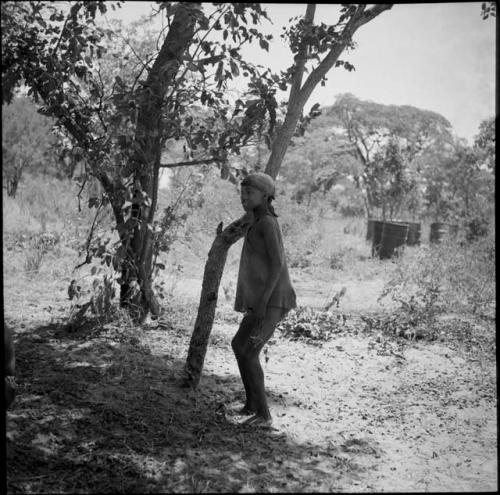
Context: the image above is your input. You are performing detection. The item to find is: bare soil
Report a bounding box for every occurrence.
[4,257,497,493]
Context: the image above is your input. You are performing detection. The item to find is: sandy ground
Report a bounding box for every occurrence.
[4,249,497,493]
[201,321,497,492]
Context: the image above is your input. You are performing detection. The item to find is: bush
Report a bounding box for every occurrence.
[277,306,353,344]
[276,193,323,269]
[379,230,496,326]
[334,184,365,217]
[465,216,489,242]
[24,246,45,275]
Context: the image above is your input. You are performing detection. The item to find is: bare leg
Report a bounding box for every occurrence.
[237,307,284,423]
[232,314,257,413]
[245,352,270,420]
[234,355,255,414]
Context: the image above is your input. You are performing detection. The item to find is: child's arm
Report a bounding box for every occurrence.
[253,218,284,318]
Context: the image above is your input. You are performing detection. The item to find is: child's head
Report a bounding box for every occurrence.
[240,172,277,216]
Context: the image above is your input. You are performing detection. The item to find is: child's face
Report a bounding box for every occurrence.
[240,185,266,212]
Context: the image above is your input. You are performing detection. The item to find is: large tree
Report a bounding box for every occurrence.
[2,1,278,321]
[324,93,454,219]
[184,4,393,388]
[423,135,495,225]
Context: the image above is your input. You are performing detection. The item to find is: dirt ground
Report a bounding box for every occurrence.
[4,255,497,493]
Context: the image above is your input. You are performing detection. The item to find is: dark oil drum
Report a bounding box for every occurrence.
[378,221,409,259]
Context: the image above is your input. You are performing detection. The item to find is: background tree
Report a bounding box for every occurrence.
[2,97,59,197]
[184,3,394,388]
[324,93,453,218]
[473,116,495,174]
[366,138,417,220]
[422,135,494,231]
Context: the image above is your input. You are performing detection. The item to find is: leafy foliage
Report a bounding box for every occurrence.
[364,138,417,219]
[421,136,494,224]
[277,306,353,345]
[379,233,495,323]
[473,116,495,174]
[481,2,496,19]
[325,93,454,218]
[2,97,60,195]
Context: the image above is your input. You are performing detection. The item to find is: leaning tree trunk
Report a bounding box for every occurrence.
[183,213,253,388]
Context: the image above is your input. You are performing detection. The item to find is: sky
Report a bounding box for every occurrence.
[103,2,496,144]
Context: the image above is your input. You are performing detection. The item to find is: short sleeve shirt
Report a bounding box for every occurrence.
[234,214,296,312]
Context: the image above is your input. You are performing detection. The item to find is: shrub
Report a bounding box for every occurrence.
[326,247,357,271]
[334,185,365,217]
[379,230,496,327]
[277,193,323,269]
[24,246,45,275]
[277,306,354,345]
[465,216,490,242]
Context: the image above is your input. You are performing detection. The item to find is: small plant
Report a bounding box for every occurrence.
[277,306,352,344]
[90,275,116,319]
[327,252,344,271]
[24,246,45,275]
[67,267,118,319]
[465,216,489,242]
[22,231,62,276]
[378,245,447,332]
[379,231,496,338]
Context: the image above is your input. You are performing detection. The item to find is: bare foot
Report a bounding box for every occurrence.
[242,414,273,428]
[238,405,256,416]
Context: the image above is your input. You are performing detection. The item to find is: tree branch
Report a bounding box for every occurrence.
[299,4,392,105]
[159,158,223,168]
[289,4,316,103]
[356,4,393,29]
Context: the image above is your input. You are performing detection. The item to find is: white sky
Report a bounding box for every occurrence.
[104,2,496,144]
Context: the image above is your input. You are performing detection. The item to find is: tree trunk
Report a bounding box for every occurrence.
[363,196,371,219]
[265,103,304,179]
[121,3,200,320]
[183,214,253,388]
[7,159,24,198]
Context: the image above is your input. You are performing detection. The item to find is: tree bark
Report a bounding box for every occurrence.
[122,3,200,320]
[183,213,253,388]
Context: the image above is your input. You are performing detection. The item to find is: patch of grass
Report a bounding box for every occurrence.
[23,246,45,276]
[2,194,42,235]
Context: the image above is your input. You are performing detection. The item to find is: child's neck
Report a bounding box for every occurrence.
[253,203,269,219]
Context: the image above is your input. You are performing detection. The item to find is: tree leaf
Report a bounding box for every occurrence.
[229,60,239,77]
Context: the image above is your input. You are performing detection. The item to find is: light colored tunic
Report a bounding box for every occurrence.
[234,214,296,313]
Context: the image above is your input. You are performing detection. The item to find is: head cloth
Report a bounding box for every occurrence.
[241,172,275,199]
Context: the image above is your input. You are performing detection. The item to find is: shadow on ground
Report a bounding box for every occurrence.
[6,320,376,493]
